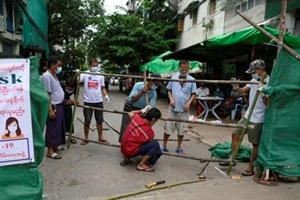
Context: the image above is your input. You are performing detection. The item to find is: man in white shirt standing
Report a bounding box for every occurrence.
[79,58,110,145]
[219,59,269,176]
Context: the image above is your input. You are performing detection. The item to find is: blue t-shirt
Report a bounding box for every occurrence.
[167,73,197,112]
[127,82,157,108]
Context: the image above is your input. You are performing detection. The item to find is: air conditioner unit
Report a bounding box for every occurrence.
[202,17,214,28]
[0,15,7,33]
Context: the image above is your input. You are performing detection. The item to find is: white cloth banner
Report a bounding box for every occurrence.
[0,59,34,166]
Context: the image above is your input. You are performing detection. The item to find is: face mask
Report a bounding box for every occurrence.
[66,89,74,94]
[55,67,62,74]
[90,67,98,72]
[151,85,158,90]
[179,72,187,77]
[251,74,259,80]
[8,126,17,133]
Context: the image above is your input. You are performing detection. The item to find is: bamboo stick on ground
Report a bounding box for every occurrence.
[77,104,255,129]
[104,179,206,200]
[65,134,228,163]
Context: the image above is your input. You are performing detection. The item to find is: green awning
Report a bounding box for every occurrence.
[265,0,300,19]
[139,51,203,77]
[184,1,200,12]
[162,26,300,61]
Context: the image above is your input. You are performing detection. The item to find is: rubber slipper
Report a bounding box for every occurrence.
[47,152,62,159]
[99,139,109,144]
[70,139,77,144]
[136,167,155,172]
[56,146,65,151]
[80,140,89,145]
[120,158,133,166]
[242,170,254,176]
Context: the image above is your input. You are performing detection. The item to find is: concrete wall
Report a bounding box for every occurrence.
[176,0,225,50]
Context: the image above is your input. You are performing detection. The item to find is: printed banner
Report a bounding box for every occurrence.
[0,59,34,166]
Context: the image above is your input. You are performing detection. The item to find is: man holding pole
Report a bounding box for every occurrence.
[219,59,269,176]
[119,74,162,143]
[162,60,197,154]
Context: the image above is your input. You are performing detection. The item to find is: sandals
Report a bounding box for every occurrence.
[99,139,109,144]
[54,146,65,152]
[136,167,155,172]
[175,148,185,155]
[242,170,254,176]
[80,140,89,145]
[120,158,133,166]
[70,139,77,144]
[160,146,169,152]
[47,152,62,159]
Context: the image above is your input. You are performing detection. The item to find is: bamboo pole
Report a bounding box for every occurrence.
[66,73,81,148]
[277,0,287,55]
[76,71,258,85]
[66,134,228,163]
[77,104,255,129]
[226,73,267,175]
[104,179,206,200]
[236,10,300,62]
[143,70,149,106]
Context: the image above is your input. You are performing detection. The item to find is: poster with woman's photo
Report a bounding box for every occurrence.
[0,59,34,167]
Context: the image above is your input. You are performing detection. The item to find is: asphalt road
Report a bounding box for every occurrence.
[40,86,300,200]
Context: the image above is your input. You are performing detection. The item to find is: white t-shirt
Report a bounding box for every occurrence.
[196,87,210,97]
[42,71,64,104]
[244,76,269,123]
[80,73,105,103]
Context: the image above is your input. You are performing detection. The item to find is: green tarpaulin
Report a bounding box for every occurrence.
[255,48,300,177]
[204,25,300,48]
[140,51,203,77]
[0,57,48,200]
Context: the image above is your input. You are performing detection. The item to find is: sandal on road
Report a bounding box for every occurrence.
[47,152,62,159]
[70,139,77,144]
[99,139,109,144]
[136,167,155,172]
[80,140,89,145]
[55,146,65,151]
[120,158,133,166]
[242,170,254,176]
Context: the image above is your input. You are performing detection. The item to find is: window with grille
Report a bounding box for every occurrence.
[2,42,14,54]
[177,19,184,32]
[209,0,216,15]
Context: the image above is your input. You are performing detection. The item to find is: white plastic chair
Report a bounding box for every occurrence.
[231,104,247,120]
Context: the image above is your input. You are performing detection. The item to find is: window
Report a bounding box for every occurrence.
[2,42,14,54]
[0,0,3,15]
[192,9,198,25]
[5,0,13,32]
[209,0,216,15]
[248,0,254,10]
[241,1,247,12]
[255,0,262,6]
[177,19,184,32]
[235,5,241,16]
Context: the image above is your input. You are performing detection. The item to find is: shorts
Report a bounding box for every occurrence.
[164,109,188,136]
[83,102,104,125]
[234,117,262,145]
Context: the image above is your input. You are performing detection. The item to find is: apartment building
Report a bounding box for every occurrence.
[0,0,21,56]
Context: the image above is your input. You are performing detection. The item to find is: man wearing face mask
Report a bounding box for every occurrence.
[219,59,269,177]
[42,56,65,159]
[119,74,162,143]
[162,60,197,154]
[79,58,110,145]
